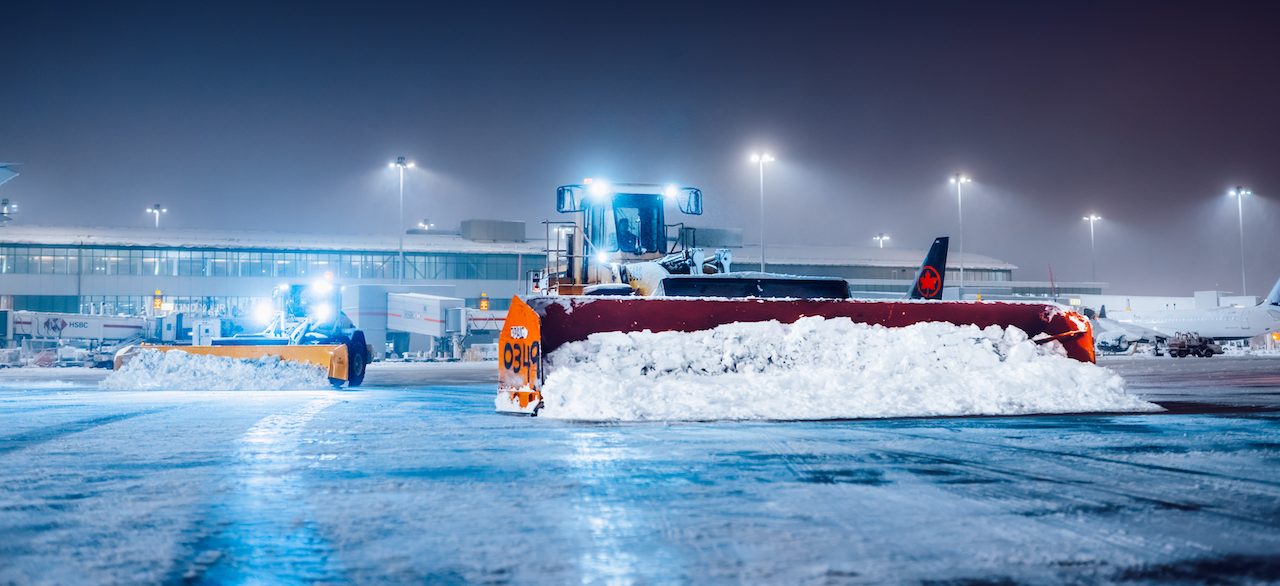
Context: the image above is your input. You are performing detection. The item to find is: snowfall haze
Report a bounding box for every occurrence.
[1,0,1279,295]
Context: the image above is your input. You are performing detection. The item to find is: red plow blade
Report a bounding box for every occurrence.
[497,296,1094,414]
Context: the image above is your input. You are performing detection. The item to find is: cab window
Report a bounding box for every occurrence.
[602,194,662,254]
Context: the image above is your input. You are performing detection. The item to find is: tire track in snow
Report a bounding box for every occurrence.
[0,409,170,456]
[876,426,1280,491]
[561,428,689,584]
[823,427,1280,531]
[773,432,1189,570]
[770,435,1160,579]
[176,398,345,584]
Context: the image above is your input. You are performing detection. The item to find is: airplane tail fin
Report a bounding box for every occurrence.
[1099,305,1108,319]
[907,237,949,300]
[0,164,18,188]
[1266,276,1280,306]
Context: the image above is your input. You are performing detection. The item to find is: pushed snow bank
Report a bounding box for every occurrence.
[537,317,1159,421]
[100,349,331,391]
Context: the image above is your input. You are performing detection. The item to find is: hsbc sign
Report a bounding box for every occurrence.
[14,311,146,341]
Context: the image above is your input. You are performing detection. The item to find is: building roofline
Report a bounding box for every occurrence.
[0,224,544,255]
[730,244,1018,271]
[0,224,1020,271]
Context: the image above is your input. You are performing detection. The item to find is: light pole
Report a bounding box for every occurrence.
[146,204,167,228]
[749,152,775,272]
[1082,214,1101,281]
[873,233,890,248]
[0,164,19,226]
[389,156,415,282]
[1228,186,1251,295]
[0,198,17,225]
[949,174,972,289]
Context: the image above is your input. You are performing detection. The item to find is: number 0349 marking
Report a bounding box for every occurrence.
[502,341,541,382]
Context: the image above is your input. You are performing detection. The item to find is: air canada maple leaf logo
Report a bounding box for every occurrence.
[917,266,941,298]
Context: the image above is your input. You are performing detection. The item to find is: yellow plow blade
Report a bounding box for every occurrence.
[114,344,351,385]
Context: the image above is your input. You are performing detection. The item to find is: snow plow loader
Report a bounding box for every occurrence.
[497,180,1095,415]
[114,282,372,387]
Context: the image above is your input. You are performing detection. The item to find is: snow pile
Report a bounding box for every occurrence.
[536,317,1158,421]
[100,349,331,391]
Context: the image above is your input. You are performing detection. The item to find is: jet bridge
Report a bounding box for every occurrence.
[361,292,504,359]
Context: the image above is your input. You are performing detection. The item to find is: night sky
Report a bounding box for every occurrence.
[2,1,1278,296]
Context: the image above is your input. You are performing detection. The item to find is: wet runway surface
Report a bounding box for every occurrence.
[1,358,1279,584]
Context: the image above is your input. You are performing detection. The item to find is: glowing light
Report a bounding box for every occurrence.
[312,303,333,322]
[589,180,611,197]
[749,153,775,164]
[310,278,334,295]
[251,301,274,325]
[663,184,679,198]
[595,251,609,264]
[950,174,972,184]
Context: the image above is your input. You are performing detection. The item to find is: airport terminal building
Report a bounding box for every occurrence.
[0,222,1102,318]
[0,221,544,317]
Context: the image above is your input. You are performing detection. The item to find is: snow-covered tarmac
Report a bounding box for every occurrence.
[1,357,1279,584]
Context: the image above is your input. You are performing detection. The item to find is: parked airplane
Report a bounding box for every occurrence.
[1094,276,1280,347]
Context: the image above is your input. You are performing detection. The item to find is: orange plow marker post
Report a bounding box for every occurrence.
[496,296,544,414]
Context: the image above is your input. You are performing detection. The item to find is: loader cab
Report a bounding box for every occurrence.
[551,181,702,291]
[592,193,664,256]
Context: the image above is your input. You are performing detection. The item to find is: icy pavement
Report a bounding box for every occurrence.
[0,359,1278,584]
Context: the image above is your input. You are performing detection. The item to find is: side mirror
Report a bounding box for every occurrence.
[677,188,703,215]
[557,185,585,213]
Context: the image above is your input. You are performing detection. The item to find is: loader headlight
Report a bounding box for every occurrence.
[595,251,609,264]
[310,279,334,295]
[312,303,333,322]
[589,180,611,198]
[251,301,274,325]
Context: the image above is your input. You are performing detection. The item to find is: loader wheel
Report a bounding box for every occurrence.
[346,331,368,387]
